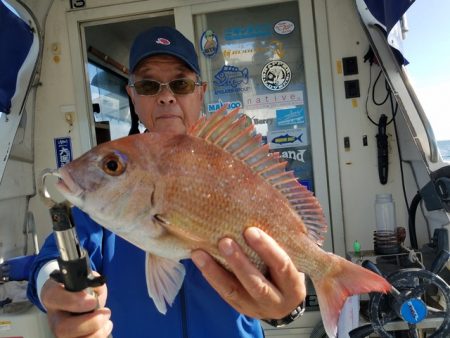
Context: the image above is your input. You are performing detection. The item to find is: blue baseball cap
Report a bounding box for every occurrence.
[129,26,200,75]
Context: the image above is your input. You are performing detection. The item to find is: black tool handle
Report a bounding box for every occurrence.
[50,254,105,292]
[377,114,389,185]
[49,203,106,291]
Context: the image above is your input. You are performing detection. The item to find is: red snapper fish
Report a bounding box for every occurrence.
[55,107,391,337]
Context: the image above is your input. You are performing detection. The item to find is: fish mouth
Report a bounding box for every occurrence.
[55,168,84,202]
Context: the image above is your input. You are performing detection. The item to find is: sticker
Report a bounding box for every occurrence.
[261,60,291,91]
[54,137,73,168]
[214,65,249,87]
[200,29,219,57]
[267,128,308,149]
[207,99,242,113]
[271,147,313,191]
[279,148,307,163]
[336,60,343,74]
[274,20,295,35]
[213,65,249,94]
[244,90,304,110]
[299,179,313,191]
[276,107,305,126]
[0,320,11,331]
[269,40,286,59]
[252,117,274,126]
[224,24,272,41]
[222,40,285,59]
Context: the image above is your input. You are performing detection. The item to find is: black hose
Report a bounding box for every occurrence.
[408,192,421,250]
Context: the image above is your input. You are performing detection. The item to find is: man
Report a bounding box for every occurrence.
[27,26,306,338]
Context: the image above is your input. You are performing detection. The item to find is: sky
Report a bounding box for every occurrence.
[402,0,450,141]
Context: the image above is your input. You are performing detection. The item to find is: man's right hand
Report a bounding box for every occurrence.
[40,276,113,338]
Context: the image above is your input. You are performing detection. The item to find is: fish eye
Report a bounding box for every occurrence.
[102,153,126,176]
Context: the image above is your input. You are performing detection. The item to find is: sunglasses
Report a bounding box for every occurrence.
[129,78,203,96]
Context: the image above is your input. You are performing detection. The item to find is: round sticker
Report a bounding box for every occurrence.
[261,60,291,91]
[274,20,295,35]
[200,29,219,57]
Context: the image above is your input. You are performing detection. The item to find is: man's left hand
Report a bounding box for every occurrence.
[191,227,306,319]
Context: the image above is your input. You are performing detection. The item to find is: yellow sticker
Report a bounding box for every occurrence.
[352,98,358,108]
[0,320,12,331]
[336,60,342,74]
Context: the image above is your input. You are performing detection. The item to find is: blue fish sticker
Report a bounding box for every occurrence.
[267,128,309,149]
[213,65,249,88]
[271,133,303,145]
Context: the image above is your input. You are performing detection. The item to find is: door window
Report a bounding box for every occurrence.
[83,14,175,143]
[194,2,314,191]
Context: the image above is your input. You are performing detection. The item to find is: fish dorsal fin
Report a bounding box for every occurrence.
[189,107,327,246]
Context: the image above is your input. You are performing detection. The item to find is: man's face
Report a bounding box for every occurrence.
[126,55,207,134]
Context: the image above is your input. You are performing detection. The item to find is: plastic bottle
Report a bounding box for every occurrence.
[375,193,396,233]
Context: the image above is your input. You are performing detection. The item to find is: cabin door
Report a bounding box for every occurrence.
[66,0,336,253]
[83,13,176,144]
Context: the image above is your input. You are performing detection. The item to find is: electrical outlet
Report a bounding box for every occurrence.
[344,80,360,98]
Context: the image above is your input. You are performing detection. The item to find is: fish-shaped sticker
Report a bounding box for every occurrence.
[268,128,308,149]
[213,65,249,88]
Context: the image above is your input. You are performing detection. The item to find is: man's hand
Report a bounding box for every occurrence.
[41,273,113,338]
[191,227,306,319]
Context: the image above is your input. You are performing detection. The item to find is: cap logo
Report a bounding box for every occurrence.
[156,37,171,45]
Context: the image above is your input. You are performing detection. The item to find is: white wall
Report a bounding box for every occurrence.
[29,0,83,243]
[323,0,409,252]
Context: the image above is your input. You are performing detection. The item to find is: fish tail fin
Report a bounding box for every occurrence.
[311,254,391,338]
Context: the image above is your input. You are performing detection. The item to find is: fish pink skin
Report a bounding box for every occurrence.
[54,107,391,338]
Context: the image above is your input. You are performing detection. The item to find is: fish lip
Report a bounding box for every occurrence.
[56,168,84,201]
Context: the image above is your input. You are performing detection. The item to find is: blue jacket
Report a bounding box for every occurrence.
[27,207,264,338]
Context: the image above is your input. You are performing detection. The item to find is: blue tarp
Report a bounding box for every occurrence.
[363,0,416,65]
[364,0,415,34]
[0,1,33,114]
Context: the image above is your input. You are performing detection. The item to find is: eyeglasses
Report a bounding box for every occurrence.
[129,78,202,96]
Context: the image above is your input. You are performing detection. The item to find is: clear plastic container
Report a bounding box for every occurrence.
[375,193,396,232]
[374,193,399,254]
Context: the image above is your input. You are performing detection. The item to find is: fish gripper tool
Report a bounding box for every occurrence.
[38,168,105,293]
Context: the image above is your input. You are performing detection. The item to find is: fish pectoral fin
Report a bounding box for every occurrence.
[164,223,207,245]
[145,253,186,314]
[151,216,207,247]
[153,214,170,228]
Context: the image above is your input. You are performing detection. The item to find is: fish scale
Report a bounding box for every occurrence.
[55,106,392,338]
[160,136,313,272]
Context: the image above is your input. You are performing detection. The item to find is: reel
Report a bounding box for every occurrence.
[349,250,450,338]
